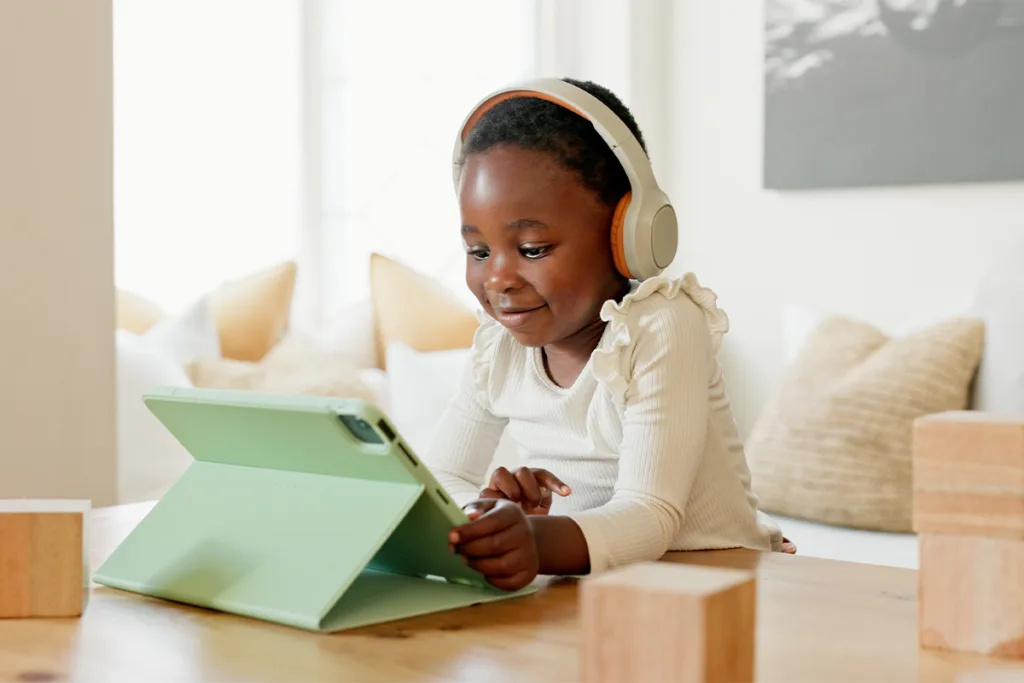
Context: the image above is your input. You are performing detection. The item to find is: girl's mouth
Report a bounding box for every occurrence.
[495,305,546,328]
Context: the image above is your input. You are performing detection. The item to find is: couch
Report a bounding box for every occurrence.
[117,244,1024,571]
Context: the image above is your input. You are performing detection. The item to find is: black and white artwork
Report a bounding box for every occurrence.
[764,0,1024,190]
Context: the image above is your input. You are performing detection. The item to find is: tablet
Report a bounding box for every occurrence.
[92,386,534,632]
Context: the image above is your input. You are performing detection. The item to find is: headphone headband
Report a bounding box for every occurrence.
[452,79,658,195]
[452,78,677,280]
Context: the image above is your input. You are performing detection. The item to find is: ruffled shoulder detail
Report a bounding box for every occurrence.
[470,308,506,395]
[591,273,730,407]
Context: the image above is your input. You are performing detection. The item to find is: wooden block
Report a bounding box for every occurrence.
[958,667,1024,682]
[580,561,756,683]
[920,532,1024,658]
[0,499,90,618]
[913,412,1024,540]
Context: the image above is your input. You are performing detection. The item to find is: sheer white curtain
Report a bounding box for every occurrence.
[308,0,541,322]
[113,0,303,314]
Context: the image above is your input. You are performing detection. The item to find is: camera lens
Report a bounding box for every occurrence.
[338,414,384,444]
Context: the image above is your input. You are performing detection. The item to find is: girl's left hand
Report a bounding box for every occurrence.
[478,466,571,515]
[449,498,539,591]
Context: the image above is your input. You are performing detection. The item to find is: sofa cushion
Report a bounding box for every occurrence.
[747,315,984,533]
[115,297,219,504]
[970,237,1024,414]
[384,342,519,477]
[185,332,377,404]
[116,260,298,363]
[210,260,297,362]
[116,289,164,334]
[370,253,479,368]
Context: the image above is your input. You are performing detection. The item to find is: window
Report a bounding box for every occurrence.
[113,0,303,314]
[313,0,540,319]
[114,0,540,327]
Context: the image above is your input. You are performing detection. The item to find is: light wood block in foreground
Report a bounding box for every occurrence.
[958,667,1024,682]
[0,499,90,618]
[580,561,755,683]
[913,412,1024,540]
[920,532,1024,659]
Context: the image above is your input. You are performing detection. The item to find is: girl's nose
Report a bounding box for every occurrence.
[485,253,524,294]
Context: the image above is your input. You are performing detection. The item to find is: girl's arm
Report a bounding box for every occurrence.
[421,355,508,508]
[455,295,717,581]
[555,295,716,575]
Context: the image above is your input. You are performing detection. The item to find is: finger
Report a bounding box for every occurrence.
[514,467,543,508]
[461,497,500,522]
[489,467,523,502]
[450,502,520,545]
[487,569,537,592]
[522,488,552,515]
[532,469,572,496]
[466,549,534,578]
[456,521,529,558]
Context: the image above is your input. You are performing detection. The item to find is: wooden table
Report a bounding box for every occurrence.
[0,502,1022,682]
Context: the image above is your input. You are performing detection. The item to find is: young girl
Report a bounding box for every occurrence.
[423,77,791,592]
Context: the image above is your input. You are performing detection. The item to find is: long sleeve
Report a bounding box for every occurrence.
[422,337,508,508]
[567,295,714,574]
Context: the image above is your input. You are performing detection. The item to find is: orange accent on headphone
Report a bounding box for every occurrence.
[460,91,588,140]
[610,192,633,279]
[462,89,634,280]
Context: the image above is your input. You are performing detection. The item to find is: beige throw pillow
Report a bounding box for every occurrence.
[369,252,480,369]
[211,260,297,362]
[116,290,165,334]
[747,316,984,533]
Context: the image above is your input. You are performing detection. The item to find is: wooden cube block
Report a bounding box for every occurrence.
[580,561,756,683]
[958,667,1024,682]
[913,412,1024,540]
[0,499,90,618]
[920,532,1024,658]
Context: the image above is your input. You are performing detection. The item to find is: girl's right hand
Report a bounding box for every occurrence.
[477,466,571,515]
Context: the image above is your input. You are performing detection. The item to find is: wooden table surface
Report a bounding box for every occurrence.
[0,502,1022,683]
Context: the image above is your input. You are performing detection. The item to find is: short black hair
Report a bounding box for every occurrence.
[459,77,648,207]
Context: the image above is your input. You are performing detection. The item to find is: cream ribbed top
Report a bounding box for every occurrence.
[423,274,783,574]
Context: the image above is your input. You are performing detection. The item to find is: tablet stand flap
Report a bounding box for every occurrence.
[320,568,537,632]
[92,461,425,632]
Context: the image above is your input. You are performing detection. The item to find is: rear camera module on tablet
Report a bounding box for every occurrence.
[338,415,383,444]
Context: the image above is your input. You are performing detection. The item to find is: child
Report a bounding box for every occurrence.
[423,77,791,592]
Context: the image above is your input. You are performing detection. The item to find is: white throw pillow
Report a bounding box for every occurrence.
[384,342,520,476]
[970,240,1024,414]
[359,368,390,412]
[143,296,221,366]
[115,296,221,503]
[294,298,379,370]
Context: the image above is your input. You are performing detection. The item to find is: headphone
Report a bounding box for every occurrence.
[452,78,678,281]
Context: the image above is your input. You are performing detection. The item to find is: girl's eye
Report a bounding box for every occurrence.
[521,245,550,259]
[467,247,489,261]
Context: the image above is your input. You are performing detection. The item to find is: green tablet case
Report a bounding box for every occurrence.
[92,387,536,632]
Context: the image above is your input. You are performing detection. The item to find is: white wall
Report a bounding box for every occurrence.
[548,1,1024,436]
[0,0,117,505]
[664,2,1024,436]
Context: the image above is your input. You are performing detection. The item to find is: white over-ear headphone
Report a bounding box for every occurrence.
[452,78,677,281]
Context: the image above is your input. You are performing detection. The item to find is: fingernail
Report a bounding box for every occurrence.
[448,543,455,553]
[561,486,572,495]
[449,531,459,543]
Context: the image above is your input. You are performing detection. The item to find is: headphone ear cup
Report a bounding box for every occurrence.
[610,192,633,279]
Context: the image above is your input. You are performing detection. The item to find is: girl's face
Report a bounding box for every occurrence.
[459,144,624,348]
